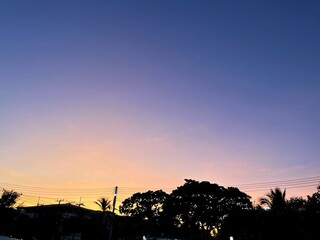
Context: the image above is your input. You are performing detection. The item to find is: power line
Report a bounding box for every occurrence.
[1,175,319,193]
[1,175,319,209]
[236,175,320,188]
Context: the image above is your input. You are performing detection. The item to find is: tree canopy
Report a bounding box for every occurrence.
[0,189,22,209]
[120,190,168,221]
[119,179,252,239]
[168,179,252,238]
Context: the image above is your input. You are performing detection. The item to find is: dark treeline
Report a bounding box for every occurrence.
[0,179,320,240]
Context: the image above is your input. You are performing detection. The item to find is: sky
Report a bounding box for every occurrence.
[1,0,320,209]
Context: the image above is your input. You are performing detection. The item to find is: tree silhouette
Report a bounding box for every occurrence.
[120,190,168,237]
[259,187,287,213]
[306,184,320,214]
[94,197,112,239]
[0,189,22,236]
[168,179,252,239]
[95,197,111,212]
[0,189,22,209]
[287,196,307,213]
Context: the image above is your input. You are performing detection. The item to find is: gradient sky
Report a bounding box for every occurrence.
[1,0,320,208]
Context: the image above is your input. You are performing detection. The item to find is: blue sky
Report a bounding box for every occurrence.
[1,0,320,207]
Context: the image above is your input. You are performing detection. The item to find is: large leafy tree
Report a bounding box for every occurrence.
[287,196,307,213]
[304,185,320,239]
[168,179,252,239]
[169,180,222,233]
[0,189,22,209]
[119,190,168,236]
[259,187,287,213]
[306,184,320,214]
[120,190,168,220]
[222,186,253,212]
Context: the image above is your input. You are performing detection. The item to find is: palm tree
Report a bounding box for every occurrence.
[95,197,111,212]
[259,187,287,213]
[94,197,112,239]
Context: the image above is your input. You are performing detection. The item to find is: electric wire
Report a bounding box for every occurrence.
[1,175,319,209]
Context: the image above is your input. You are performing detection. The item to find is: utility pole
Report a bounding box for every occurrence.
[112,186,118,213]
[108,186,118,240]
[78,197,82,207]
[55,199,64,240]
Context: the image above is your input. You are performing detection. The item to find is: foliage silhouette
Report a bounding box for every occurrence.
[120,190,168,237]
[167,179,252,239]
[0,188,22,208]
[259,187,287,213]
[1,182,320,239]
[94,197,111,212]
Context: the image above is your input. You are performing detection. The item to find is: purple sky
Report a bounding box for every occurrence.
[1,0,320,208]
